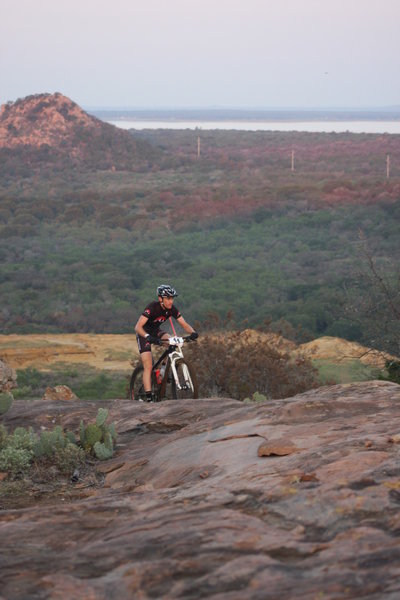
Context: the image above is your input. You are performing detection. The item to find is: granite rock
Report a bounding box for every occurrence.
[1,381,400,599]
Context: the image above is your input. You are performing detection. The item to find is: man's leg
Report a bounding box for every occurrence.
[140,351,153,400]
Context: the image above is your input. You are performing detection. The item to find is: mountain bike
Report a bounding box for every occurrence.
[129,336,198,401]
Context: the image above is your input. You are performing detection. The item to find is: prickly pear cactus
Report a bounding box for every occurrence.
[79,420,86,446]
[84,424,103,449]
[93,441,113,460]
[96,408,108,427]
[78,409,117,460]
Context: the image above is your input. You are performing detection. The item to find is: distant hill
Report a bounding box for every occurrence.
[0,92,157,171]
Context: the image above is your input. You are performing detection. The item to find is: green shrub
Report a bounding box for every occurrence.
[0,409,116,481]
[14,366,127,400]
[33,426,66,458]
[0,392,13,415]
[7,427,38,452]
[0,424,7,448]
[54,443,85,474]
[384,360,400,384]
[244,391,268,403]
[0,446,33,477]
[0,423,85,479]
[13,368,44,398]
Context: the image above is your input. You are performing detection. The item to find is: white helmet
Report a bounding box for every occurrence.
[157,284,178,298]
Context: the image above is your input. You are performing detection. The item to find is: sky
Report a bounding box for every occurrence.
[1,0,400,109]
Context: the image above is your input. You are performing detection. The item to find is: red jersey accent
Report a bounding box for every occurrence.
[141,301,181,334]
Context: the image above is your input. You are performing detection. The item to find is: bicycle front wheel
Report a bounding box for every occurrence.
[129,365,159,401]
[171,359,198,400]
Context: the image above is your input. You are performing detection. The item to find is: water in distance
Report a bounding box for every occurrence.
[106,119,400,134]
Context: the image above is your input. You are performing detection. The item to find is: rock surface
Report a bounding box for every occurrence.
[0,358,17,392]
[42,385,79,402]
[298,335,397,369]
[1,381,400,599]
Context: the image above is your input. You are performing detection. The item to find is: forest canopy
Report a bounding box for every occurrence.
[1,128,399,352]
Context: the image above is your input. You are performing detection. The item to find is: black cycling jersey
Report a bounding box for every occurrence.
[141,301,181,335]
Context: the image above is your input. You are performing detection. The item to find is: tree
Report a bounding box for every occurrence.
[346,232,400,356]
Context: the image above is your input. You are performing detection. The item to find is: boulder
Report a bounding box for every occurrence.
[42,385,79,402]
[0,358,17,392]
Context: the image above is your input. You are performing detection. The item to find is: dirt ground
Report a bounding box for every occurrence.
[0,334,139,373]
[0,332,395,374]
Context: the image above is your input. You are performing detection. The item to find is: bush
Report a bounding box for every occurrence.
[380,360,400,385]
[14,366,127,400]
[54,443,85,474]
[7,427,38,452]
[0,446,32,476]
[0,392,13,415]
[33,426,67,457]
[184,330,319,400]
[0,424,7,447]
[0,424,84,479]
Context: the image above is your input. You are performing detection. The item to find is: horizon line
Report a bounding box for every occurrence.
[86,105,400,112]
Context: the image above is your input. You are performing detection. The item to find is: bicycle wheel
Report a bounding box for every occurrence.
[171,359,198,400]
[129,366,159,402]
[159,361,175,400]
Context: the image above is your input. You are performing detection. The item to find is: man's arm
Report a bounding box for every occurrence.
[176,315,196,335]
[135,315,149,338]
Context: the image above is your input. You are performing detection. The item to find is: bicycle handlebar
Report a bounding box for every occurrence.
[149,334,197,346]
[168,335,196,345]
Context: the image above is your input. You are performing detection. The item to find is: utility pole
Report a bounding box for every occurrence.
[291,149,295,172]
[197,136,201,158]
[386,153,390,178]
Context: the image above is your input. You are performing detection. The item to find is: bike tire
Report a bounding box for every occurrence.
[159,362,175,401]
[129,365,159,402]
[171,359,198,400]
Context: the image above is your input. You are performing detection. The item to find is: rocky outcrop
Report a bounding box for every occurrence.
[0,93,100,148]
[1,380,400,598]
[299,335,396,369]
[0,358,17,392]
[0,93,157,170]
[42,385,79,402]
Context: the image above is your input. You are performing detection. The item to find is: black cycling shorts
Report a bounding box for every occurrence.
[136,331,166,354]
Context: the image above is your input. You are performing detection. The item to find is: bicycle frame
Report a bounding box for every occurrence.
[155,336,193,397]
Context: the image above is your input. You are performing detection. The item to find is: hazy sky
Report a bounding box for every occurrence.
[1,0,400,109]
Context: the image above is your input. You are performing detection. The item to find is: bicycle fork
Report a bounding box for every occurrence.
[169,350,193,391]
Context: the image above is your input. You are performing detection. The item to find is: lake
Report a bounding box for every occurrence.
[107,119,400,134]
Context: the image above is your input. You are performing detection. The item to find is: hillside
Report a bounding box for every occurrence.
[2,381,400,597]
[0,94,399,349]
[0,92,157,171]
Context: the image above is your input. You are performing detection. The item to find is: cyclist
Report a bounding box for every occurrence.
[134,284,198,402]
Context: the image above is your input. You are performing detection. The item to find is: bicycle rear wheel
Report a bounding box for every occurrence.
[129,365,159,401]
[171,359,198,400]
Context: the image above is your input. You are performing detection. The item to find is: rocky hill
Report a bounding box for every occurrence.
[1,381,400,598]
[0,92,157,170]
